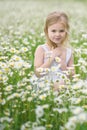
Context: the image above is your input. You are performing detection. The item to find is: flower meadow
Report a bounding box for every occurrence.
[0,0,87,130]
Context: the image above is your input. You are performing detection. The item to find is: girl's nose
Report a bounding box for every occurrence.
[56,32,60,36]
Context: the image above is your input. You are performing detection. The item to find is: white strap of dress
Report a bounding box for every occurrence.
[41,44,49,52]
[66,48,72,64]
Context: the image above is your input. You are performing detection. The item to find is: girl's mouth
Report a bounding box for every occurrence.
[55,37,61,40]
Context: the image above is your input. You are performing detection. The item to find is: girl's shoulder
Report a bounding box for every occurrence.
[35,44,48,56]
[67,47,72,53]
[66,47,73,63]
[35,44,45,51]
[37,44,49,52]
[34,45,45,56]
[67,47,75,56]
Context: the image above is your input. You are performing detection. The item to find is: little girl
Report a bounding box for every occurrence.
[34,11,75,90]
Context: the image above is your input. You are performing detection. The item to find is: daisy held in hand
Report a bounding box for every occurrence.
[34,11,75,90]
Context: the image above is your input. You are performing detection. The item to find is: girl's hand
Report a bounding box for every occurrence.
[51,48,61,59]
[60,62,67,71]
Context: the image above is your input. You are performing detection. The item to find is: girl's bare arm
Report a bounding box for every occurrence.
[34,46,54,77]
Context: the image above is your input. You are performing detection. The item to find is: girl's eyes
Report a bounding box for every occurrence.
[59,29,65,32]
[51,30,56,32]
[51,29,65,32]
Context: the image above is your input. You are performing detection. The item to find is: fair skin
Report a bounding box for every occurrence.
[34,22,75,79]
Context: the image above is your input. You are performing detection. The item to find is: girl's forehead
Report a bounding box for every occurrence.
[48,22,65,28]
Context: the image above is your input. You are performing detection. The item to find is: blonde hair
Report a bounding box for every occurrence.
[44,11,69,48]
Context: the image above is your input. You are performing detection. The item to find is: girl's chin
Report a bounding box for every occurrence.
[50,39,63,46]
[52,40,64,46]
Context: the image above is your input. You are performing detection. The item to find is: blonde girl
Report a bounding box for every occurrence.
[34,11,75,90]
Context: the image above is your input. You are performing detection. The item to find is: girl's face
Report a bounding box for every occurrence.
[47,22,67,46]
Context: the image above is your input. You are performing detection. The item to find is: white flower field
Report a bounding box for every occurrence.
[0,0,87,130]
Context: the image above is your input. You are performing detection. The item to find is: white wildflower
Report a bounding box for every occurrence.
[55,56,61,63]
[0,117,12,123]
[71,107,84,115]
[35,105,44,118]
[77,112,87,123]
[39,94,47,100]
[33,126,46,130]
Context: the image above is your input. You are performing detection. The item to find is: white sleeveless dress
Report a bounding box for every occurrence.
[39,44,72,82]
[30,44,72,87]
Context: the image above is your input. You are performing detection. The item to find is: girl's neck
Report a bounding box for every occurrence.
[46,43,64,50]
